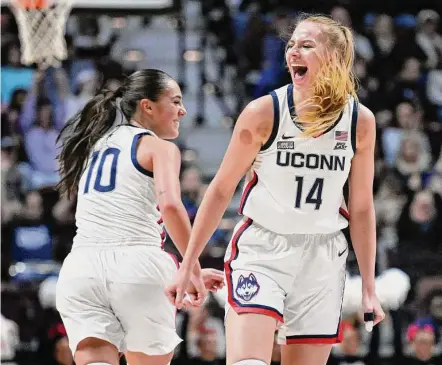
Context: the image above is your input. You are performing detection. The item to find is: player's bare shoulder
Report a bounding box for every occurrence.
[355,103,376,151]
[237,95,275,147]
[137,134,181,171]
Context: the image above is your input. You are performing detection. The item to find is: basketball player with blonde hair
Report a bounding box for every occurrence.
[167,14,385,365]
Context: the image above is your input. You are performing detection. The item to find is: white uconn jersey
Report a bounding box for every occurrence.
[239,84,358,234]
[73,125,164,248]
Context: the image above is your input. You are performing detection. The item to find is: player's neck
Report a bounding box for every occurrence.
[292,88,315,119]
[130,118,152,131]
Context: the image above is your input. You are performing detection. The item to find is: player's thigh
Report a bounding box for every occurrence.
[281,344,333,365]
[225,309,278,365]
[125,351,174,365]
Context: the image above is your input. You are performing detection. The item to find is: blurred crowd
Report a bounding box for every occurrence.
[1,1,442,364]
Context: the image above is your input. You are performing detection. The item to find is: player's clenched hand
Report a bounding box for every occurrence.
[362,289,385,332]
[165,266,191,309]
[181,272,208,310]
[165,267,207,310]
[201,268,225,293]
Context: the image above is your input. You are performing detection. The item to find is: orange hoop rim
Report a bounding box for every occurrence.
[14,0,48,9]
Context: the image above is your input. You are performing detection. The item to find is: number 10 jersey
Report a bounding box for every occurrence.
[239,84,358,234]
[73,125,164,248]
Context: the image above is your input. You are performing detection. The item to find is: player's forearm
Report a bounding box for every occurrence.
[349,207,377,292]
[181,183,234,271]
[161,203,191,257]
[161,204,201,273]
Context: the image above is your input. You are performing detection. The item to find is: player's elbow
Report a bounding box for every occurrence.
[349,201,374,219]
[158,195,183,215]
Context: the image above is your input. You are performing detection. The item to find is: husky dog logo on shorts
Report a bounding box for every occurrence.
[236,273,260,301]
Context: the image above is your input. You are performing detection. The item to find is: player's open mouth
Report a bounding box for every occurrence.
[291,65,308,81]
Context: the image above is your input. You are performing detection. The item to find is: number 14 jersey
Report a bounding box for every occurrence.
[239,84,358,234]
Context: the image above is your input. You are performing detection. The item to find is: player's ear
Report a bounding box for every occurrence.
[140,98,154,116]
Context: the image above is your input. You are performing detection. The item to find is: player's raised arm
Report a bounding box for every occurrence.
[166,95,274,308]
[348,104,385,328]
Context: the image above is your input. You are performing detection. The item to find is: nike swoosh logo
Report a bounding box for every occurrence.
[338,247,348,257]
[281,134,295,140]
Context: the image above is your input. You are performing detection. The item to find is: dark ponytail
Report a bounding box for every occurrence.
[56,69,174,198]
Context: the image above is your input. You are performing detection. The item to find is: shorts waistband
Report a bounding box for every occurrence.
[72,235,162,249]
[245,217,343,238]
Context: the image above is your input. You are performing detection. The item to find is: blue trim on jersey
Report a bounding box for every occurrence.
[287,83,344,136]
[287,84,301,131]
[261,91,280,151]
[131,133,154,177]
[350,99,358,153]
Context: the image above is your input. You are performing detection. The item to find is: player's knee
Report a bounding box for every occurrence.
[233,360,267,365]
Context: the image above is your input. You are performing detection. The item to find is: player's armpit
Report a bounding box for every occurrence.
[209,95,274,197]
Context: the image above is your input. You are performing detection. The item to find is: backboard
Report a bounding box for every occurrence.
[0,0,182,14]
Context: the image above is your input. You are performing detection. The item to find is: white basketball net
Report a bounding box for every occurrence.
[10,0,73,68]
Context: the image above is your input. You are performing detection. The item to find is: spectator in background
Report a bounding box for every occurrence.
[375,172,407,237]
[51,194,76,262]
[382,102,429,166]
[368,14,397,87]
[2,90,30,164]
[425,61,442,154]
[39,323,73,365]
[8,88,28,112]
[1,42,34,106]
[21,97,61,189]
[403,321,442,364]
[1,137,28,224]
[19,71,66,189]
[62,68,99,122]
[393,132,432,192]
[330,6,374,63]
[186,305,225,363]
[10,190,53,264]
[193,328,221,365]
[238,7,268,93]
[327,320,379,365]
[395,190,442,281]
[390,57,424,106]
[426,60,442,106]
[181,166,203,223]
[353,56,382,112]
[252,9,290,98]
[415,10,442,70]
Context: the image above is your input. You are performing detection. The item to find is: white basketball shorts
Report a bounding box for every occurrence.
[224,218,348,345]
[56,244,181,356]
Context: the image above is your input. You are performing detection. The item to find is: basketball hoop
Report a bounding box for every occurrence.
[9,0,73,69]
